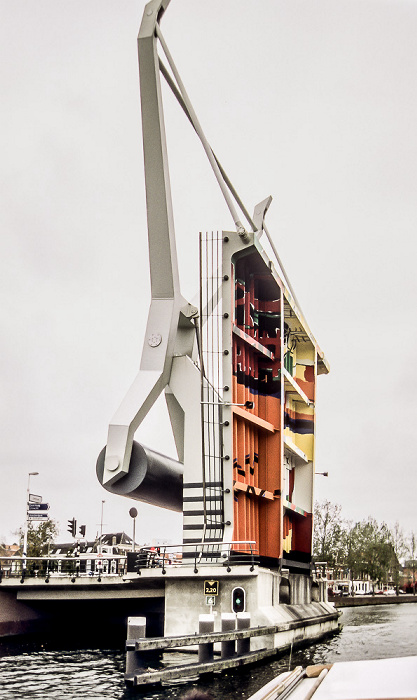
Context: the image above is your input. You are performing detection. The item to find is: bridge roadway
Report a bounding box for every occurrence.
[0,564,259,640]
[1,573,165,602]
[1,562,257,600]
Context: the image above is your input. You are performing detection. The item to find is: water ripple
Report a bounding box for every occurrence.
[1,603,417,699]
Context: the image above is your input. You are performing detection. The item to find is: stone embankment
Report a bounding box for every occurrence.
[330,594,417,608]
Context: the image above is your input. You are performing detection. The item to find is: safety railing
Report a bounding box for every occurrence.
[0,554,127,583]
[0,541,259,582]
[128,540,259,575]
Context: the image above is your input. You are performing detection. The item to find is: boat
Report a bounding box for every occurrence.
[248,656,417,700]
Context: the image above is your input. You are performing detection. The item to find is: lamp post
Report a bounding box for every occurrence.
[99,499,105,555]
[23,471,39,569]
[129,507,138,552]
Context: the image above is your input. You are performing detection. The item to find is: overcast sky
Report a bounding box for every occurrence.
[1,0,416,546]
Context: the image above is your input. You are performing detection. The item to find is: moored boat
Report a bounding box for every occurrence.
[248,656,417,700]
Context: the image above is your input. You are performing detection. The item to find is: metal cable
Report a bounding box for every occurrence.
[156,25,247,236]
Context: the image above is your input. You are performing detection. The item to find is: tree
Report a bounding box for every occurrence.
[16,519,59,557]
[406,531,417,594]
[313,500,346,566]
[346,518,393,590]
[0,535,8,557]
[390,521,407,593]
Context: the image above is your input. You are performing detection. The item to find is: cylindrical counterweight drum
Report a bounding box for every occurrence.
[96,441,183,512]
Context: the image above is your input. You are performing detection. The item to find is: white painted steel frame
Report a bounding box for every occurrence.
[102,0,199,489]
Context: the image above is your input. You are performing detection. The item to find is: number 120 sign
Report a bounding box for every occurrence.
[204,580,219,596]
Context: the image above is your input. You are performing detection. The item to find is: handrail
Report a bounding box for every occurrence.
[0,540,259,581]
[0,553,128,584]
[0,554,127,561]
[131,540,258,575]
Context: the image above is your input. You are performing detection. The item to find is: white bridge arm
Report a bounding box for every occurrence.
[102,296,186,487]
[101,0,199,489]
[103,370,166,487]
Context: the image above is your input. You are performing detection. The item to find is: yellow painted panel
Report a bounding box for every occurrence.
[294,433,314,461]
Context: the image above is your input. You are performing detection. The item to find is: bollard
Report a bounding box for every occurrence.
[236,612,251,656]
[221,613,236,658]
[198,614,215,663]
[125,616,146,675]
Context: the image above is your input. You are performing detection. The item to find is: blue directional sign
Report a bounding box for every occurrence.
[28,513,49,520]
[28,503,49,511]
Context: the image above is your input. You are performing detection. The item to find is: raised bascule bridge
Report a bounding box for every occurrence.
[95,0,338,683]
[0,0,339,685]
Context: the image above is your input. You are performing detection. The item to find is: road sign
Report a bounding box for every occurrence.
[206,596,216,606]
[28,503,49,511]
[204,580,219,596]
[29,494,42,504]
[27,513,49,520]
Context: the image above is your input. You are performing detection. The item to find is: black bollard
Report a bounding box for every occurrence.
[236,612,251,655]
[125,616,146,675]
[221,613,236,658]
[198,614,214,663]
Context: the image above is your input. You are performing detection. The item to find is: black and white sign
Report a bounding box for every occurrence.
[28,503,49,511]
[29,494,42,504]
[204,580,219,596]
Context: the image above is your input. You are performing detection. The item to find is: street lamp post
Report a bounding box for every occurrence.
[23,471,39,569]
[129,507,138,552]
[99,499,105,555]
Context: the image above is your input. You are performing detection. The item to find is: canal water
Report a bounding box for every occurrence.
[0,603,416,700]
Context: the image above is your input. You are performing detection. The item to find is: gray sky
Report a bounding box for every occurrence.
[1,0,416,545]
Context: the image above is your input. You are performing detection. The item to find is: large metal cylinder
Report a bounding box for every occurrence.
[96,441,183,512]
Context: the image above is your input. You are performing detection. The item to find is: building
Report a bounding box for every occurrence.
[48,532,135,576]
[401,560,417,593]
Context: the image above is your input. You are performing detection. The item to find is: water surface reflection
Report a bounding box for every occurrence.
[1,603,416,700]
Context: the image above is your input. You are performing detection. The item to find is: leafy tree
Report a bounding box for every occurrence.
[346,518,393,589]
[16,519,59,557]
[313,500,346,566]
[0,536,8,556]
[313,500,413,594]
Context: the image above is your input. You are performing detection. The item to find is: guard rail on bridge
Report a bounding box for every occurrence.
[0,541,258,583]
[0,554,127,583]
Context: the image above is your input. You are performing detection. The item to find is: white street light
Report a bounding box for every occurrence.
[99,499,105,555]
[22,471,39,570]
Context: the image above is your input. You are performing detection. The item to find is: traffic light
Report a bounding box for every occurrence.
[67,518,77,537]
[79,525,86,537]
[232,587,246,613]
[134,550,147,574]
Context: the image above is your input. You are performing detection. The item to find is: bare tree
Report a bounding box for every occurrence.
[407,531,417,594]
[313,500,346,567]
[390,521,407,593]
